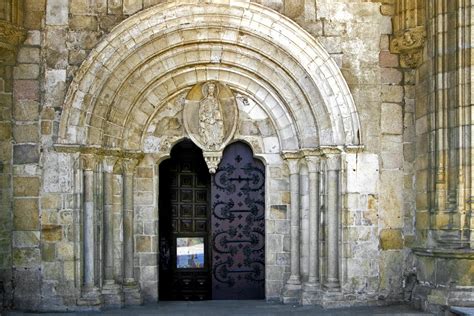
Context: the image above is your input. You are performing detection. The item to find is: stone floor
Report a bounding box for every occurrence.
[5,301,433,315]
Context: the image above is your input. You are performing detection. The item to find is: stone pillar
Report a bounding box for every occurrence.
[302,155,321,304]
[79,155,102,306]
[101,157,123,307]
[122,158,143,305]
[324,154,341,291]
[283,155,302,304]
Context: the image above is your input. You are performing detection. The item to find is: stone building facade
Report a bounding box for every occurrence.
[0,0,472,313]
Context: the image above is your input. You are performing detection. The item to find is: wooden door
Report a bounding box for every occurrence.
[211,142,265,299]
[159,142,211,300]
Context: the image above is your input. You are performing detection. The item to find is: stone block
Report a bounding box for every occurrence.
[44,69,66,108]
[13,144,39,164]
[12,231,40,248]
[13,124,39,143]
[43,262,62,280]
[13,64,40,80]
[123,0,143,15]
[17,47,41,64]
[14,80,39,101]
[108,0,123,14]
[13,248,41,267]
[346,153,379,194]
[69,15,98,31]
[42,225,63,242]
[24,31,41,46]
[42,243,56,262]
[13,268,41,310]
[270,205,287,219]
[13,198,39,230]
[379,229,404,250]
[381,68,402,84]
[381,103,403,134]
[14,100,39,120]
[136,236,151,253]
[0,122,11,141]
[379,51,399,68]
[46,0,69,25]
[381,85,404,103]
[45,29,68,69]
[13,176,40,196]
[57,242,74,260]
[43,152,73,193]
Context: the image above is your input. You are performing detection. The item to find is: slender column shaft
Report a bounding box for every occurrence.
[81,155,97,289]
[306,157,320,285]
[325,155,340,290]
[287,158,301,285]
[103,158,117,282]
[83,168,95,287]
[123,159,138,284]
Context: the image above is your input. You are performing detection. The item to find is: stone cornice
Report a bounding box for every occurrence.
[413,247,474,259]
[54,144,144,160]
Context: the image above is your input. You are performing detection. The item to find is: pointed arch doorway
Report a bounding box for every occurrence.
[159,140,265,301]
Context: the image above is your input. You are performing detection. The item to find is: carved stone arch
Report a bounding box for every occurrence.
[58,0,361,151]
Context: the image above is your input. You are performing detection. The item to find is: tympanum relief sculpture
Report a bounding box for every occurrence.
[183,81,238,173]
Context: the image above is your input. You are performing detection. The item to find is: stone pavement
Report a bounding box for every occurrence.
[5,301,432,316]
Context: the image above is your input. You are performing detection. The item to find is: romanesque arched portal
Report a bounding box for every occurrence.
[55,0,362,308]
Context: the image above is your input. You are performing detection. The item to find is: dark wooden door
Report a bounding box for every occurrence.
[211,142,265,299]
[159,141,211,300]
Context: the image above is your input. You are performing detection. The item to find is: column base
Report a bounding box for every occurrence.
[318,290,345,308]
[282,281,302,304]
[123,281,143,306]
[77,286,103,309]
[301,282,321,305]
[102,281,124,309]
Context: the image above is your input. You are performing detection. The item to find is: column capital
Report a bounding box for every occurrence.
[324,153,342,171]
[305,156,320,173]
[81,154,98,171]
[122,158,139,175]
[103,156,119,173]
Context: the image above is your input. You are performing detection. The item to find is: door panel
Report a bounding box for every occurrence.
[159,142,211,300]
[211,142,265,300]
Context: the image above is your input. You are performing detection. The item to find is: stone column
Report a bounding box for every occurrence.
[283,155,302,304]
[79,155,102,306]
[324,154,341,291]
[101,157,123,307]
[302,155,321,304]
[122,158,143,305]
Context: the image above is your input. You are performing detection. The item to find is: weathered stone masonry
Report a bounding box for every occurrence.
[0,0,472,314]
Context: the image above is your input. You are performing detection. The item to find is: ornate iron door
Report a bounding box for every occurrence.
[211,142,265,299]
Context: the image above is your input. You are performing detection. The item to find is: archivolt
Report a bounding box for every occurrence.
[58,0,361,150]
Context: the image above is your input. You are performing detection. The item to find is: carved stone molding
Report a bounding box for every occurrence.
[183,81,239,173]
[390,26,426,68]
[81,155,98,171]
[0,19,26,65]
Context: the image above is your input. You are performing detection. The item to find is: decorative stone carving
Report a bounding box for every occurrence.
[183,81,238,173]
[390,26,426,68]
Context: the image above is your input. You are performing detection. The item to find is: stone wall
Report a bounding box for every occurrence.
[0,0,433,311]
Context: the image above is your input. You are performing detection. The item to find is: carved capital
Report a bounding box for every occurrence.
[390,26,426,68]
[305,156,320,173]
[102,156,118,173]
[81,155,98,171]
[122,158,138,175]
[0,20,26,65]
[325,154,342,171]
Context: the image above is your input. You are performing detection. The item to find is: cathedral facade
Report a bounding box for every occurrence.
[0,0,472,313]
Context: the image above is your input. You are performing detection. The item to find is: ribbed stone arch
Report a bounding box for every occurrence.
[58,0,361,150]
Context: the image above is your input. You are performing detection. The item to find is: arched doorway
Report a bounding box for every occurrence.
[159,140,265,300]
